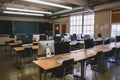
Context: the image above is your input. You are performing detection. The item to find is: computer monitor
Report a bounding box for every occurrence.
[56,34,61,37]
[98,33,102,38]
[77,34,81,40]
[21,34,33,46]
[64,36,70,42]
[33,34,40,42]
[61,34,65,38]
[10,34,14,38]
[54,36,61,42]
[116,36,120,42]
[38,40,55,57]
[84,39,94,49]
[40,34,46,40]
[103,37,110,45]
[54,42,70,55]
[15,34,22,40]
[14,34,22,43]
[84,35,90,40]
[71,34,77,41]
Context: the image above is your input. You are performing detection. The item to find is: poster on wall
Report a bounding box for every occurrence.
[54,24,60,35]
[104,24,109,29]
[61,24,66,34]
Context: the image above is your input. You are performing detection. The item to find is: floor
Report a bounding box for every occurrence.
[0,46,120,80]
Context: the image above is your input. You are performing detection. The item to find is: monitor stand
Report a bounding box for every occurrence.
[46,48,52,58]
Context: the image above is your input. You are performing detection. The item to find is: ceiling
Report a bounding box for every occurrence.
[0,0,119,18]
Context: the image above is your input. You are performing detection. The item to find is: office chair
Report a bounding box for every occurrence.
[116,47,120,63]
[86,51,105,80]
[104,47,117,68]
[116,36,120,42]
[52,58,74,80]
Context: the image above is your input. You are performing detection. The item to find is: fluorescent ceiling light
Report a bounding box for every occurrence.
[23,0,72,10]
[4,11,44,16]
[6,7,52,14]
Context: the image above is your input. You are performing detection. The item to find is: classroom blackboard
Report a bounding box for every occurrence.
[39,22,53,34]
[12,21,38,35]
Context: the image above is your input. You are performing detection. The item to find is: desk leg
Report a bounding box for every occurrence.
[39,69,47,80]
[81,60,85,80]
[44,70,47,80]
[39,68,42,80]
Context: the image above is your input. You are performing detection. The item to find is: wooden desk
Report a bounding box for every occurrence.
[33,51,95,80]
[33,42,120,80]
[13,45,38,52]
[13,45,38,68]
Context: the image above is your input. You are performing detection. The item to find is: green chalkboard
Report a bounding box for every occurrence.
[13,21,38,35]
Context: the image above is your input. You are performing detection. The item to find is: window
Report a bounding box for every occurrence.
[111,24,120,37]
[70,12,94,36]
[83,13,94,35]
[70,15,82,34]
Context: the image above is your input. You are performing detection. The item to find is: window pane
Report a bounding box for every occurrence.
[83,13,94,36]
[111,24,120,37]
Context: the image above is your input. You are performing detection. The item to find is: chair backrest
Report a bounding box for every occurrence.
[116,36,120,42]
[24,47,33,56]
[95,51,103,61]
[111,47,116,56]
[104,47,116,57]
[62,58,74,75]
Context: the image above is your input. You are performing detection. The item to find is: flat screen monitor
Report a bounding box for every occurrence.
[61,34,65,38]
[40,34,46,40]
[21,34,33,45]
[33,34,40,42]
[54,42,70,55]
[10,34,14,38]
[77,34,81,40]
[15,34,22,41]
[116,36,120,42]
[46,30,53,37]
[84,39,94,49]
[103,37,110,45]
[64,36,69,41]
[56,34,61,37]
[71,34,77,41]
[84,35,90,40]
[98,33,102,38]
[54,36,61,42]
[38,40,55,56]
